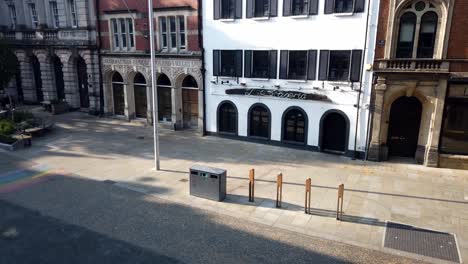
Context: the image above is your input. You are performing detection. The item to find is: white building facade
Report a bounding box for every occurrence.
[203,0,380,157]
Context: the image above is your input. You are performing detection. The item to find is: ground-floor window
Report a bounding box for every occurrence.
[134,73,147,118]
[112,72,125,116]
[249,104,270,139]
[321,111,348,153]
[440,85,468,155]
[157,74,172,122]
[282,107,307,144]
[218,101,238,134]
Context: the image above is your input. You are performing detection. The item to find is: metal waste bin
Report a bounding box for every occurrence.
[190,165,226,201]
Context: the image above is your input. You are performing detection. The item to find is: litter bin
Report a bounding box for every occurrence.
[190,165,226,201]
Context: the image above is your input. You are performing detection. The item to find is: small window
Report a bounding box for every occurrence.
[178,16,186,50]
[169,17,177,50]
[127,18,134,48]
[69,0,78,28]
[252,51,270,78]
[328,51,350,81]
[111,19,119,49]
[334,0,353,13]
[288,51,307,80]
[159,17,168,50]
[29,4,38,29]
[417,11,437,58]
[292,0,308,15]
[8,5,17,30]
[254,0,270,17]
[221,51,237,76]
[50,2,60,28]
[221,0,235,19]
[396,12,416,58]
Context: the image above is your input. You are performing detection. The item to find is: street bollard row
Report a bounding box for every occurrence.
[247,169,345,221]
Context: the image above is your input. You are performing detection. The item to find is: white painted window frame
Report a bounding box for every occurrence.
[158,15,187,52]
[50,1,60,28]
[109,17,136,52]
[29,3,39,29]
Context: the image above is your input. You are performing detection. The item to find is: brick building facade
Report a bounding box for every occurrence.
[98,0,204,132]
[368,0,468,169]
[0,0,100,112]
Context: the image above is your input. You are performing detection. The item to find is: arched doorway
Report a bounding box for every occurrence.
[388,96,422,157]
[249,104,270,139]
[133,73,147,118]
[53,56,65,100]
[31,55,43,102]
[157,74,172,122]
[77,57,89,108]
[282,107,307,144]
[217,101,237,134]
[181,75,198,128]
[321,111,348,154]
[112,72,125,116]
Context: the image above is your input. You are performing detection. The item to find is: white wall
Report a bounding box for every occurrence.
[203,0,380,152]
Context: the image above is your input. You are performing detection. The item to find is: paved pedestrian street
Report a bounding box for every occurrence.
[1,110,468,263]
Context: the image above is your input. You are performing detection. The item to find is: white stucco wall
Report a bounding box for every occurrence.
[203,0,380,153]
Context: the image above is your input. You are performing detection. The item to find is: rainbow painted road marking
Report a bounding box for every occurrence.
[0,163,59,193]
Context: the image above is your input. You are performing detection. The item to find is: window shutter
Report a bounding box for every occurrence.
[324,0,334,14]
[283,0,291,16]
[354,0,365,13]
[213,50,220,76]
[309,0,318,15]
[318,50,329,81]
[279,50,288,79]
[270,0,278,17]
[244,50,252,77]
[350,49,363,82]
[235,0,242,19]
[307,50,317,80]
[246,0,254,18]
[235,49,243,77]
[214,0,221,19]
[269,50,278,79]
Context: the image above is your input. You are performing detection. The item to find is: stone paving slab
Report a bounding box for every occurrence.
[2,109,468,263]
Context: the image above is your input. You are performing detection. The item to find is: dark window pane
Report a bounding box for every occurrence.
[283,109,306,143]
[292,0,307,15]
[252,51,269,78]
[328,51,350,81]
[417,11,438,58]
[250,106,269,138]
[221,50,236,76]
[334,0,353,13]
[440,95,468,155]
[396,12,416,58]
[254,0,269,17]
[288,51,307,80]
[221,0,235,18]
[219,103,237,133]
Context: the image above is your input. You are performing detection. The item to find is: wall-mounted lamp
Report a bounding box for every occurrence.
[333,86,340,91]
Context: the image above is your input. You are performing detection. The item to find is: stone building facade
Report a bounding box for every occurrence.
[98,0,203,132]
[369,0,468,169]
[0,0,100,112]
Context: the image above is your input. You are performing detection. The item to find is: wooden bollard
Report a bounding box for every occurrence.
[336,184,344,220]
[305,178,311,214]
[276,173,283,208]
[248,168,255,202]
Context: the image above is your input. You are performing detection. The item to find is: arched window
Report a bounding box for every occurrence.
[182,75,198,88]
[282,107,307,144]
[218,101,238,134]
[320,111,349,153]
[134,73,147,118]
[52,55,65,100]
[111,72,125,116]
[395,1,440,59]
[396,12,417,58]
[181,75,199,128]
[157,74,172,122]
[249,104,270,139]
[417,11,438,58]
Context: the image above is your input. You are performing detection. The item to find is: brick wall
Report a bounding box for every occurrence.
[374,0,389,59]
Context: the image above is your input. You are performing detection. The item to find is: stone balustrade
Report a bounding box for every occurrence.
[375,59,450,73]
[0,28,91,43]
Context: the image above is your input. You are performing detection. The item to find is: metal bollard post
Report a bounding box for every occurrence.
[305,178,311,214]
[276,173,283,208]
[248,168,255,202]
[336,184,344,220]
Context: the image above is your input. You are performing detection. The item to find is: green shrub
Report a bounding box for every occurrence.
[0,119,15,135]
[0,134,16,144]
[13,111,34,123]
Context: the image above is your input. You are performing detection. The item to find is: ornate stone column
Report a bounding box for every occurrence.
[35,50,57,102]
[368,76,387,161]
[15,50,36,103]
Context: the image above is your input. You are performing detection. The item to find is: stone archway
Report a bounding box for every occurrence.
[52,55,65,101]
[157,73,172,123]
[76,57,89,108]
[30,54,43,102]
[320,110,350,154]
[133,73,148,118]
[111,72,125,116]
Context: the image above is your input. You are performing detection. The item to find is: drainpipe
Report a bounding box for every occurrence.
[197,0,207,136]
[95,0,105,116]
[353,0,373,160]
